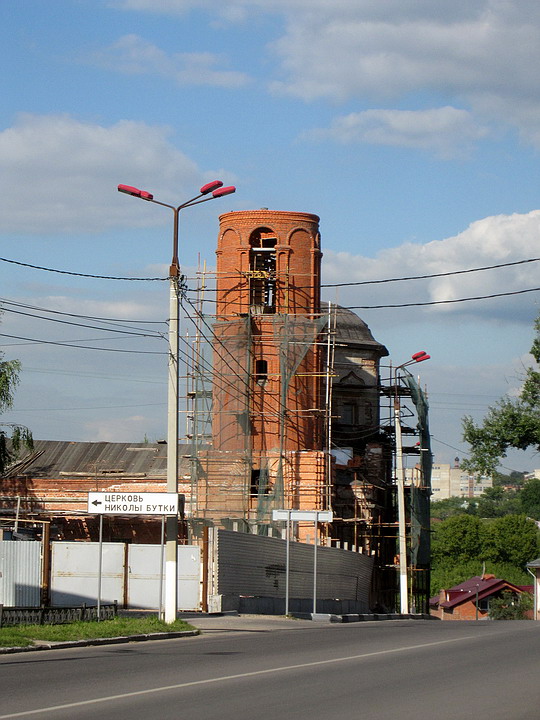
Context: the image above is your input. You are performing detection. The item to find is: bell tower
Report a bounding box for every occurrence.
[212,210,324,455]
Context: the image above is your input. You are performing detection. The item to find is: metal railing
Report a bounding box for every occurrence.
[0,602,118,628]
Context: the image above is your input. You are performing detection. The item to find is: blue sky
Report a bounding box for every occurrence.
[2,0,540,473]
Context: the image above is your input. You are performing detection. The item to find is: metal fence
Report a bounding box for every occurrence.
[0,602,118,628]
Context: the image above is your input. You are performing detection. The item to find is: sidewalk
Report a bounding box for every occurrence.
[0,612,434,655]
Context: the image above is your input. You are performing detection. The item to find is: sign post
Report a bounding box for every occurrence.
[272,509,333,616]
[87,492,179,516]
[88,492,180,617]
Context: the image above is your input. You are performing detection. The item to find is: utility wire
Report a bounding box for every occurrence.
[321,256,540,287]
[183,256,540,293]
[0,256,166,281]
[0,305,165,339]
[0,332,166,355]
[3,254,539,288]
[0,298,165,328]
[347,286,540,310]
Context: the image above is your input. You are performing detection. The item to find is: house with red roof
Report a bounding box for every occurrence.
[430,574,531,620]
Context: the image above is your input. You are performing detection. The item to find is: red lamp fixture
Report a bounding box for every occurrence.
[117,184,154,200]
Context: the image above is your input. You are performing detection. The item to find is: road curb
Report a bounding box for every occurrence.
[0,629,200,654]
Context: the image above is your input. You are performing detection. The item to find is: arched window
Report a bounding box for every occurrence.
[249,228,276,312]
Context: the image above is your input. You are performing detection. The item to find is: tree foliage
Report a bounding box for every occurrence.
[431,513,540,590]
[462,315,540,474]
[0,352,33,474]
[430,560,531,597]
[474,486,522,518]
[430,496,475,521]
[431,512,540,595]
[432,514,489,563]
[489,590,533,620]
[485,514,540,567]
[520,478,540,519]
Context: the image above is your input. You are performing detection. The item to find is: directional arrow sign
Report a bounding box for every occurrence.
[87,492,179,516]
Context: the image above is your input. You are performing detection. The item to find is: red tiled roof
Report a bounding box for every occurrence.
[439,575,524,609]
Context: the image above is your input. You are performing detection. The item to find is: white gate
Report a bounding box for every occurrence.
[127,545,200,611]
[51,542,124,606]
[51,542,200,611]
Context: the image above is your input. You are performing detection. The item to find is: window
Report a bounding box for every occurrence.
[249,229,276,312]
[340,402,357,425]
[254,359,268,386]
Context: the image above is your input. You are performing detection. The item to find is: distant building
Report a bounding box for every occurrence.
[430,574,531,620]
[430,457,492,500]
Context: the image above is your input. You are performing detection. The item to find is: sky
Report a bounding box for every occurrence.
[2,0,540,473]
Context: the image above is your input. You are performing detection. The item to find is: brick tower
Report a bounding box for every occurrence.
[213,210,324,452]
[198,210,327,527]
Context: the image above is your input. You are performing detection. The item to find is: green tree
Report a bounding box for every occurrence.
[430,560,531,597]
[475,486,521,518]
[431,514,489,563]
[462,315,540,475]
[520,478,540,519]
[0,353,33,473]
[430,496,475,521]
[486,514,539,568]
[489,590,533,620]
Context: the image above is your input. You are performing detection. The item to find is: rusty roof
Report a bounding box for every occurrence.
[5,440,193,479]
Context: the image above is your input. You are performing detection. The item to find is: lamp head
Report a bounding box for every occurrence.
[200,180,224,194]
[117,184,154,201]
[212,185,236,198]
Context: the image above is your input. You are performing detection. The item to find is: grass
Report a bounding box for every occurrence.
[0,616,196,649]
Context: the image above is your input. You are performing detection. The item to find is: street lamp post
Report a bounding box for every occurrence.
[393,350,430,615]
[118,181,236,622]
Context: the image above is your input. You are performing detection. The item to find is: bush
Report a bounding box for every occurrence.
[489,590,533,620]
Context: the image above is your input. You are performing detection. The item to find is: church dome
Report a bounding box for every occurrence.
[332,306,388,356]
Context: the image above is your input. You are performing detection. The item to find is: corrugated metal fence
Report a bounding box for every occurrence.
[0,541,200,611]
[211,529,374,614]
[0,541,42,606]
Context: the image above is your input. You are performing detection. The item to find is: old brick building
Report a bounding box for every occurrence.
[2,208,425,610]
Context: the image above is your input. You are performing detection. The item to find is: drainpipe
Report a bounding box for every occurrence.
[527,567,537,620]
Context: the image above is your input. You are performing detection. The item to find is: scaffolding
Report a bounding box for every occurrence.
[182,268,333,541]
[181,265,431,613]
[379,366,432,614]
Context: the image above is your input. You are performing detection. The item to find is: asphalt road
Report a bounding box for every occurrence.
[1,617,540,720]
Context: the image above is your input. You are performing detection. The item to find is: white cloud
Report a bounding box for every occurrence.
[84,415,152,442]
[114,0,540,147]
[305,107,489,159]
[269,2,540,102]
[322,209,540,324]
[0,114,232,234]
[91,34,250,88]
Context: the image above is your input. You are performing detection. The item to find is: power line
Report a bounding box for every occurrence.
[0,305,165,339]
[0,298,165,327]
[347,286,540,310]
[3,253,539,289]
[321,256,540,287]
[183,256,540,293]
[0,256,167,281]
[0,332,166,355]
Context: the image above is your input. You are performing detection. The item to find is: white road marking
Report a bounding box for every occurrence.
[0,634,479,718]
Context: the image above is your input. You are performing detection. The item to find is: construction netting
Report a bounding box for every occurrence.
[183,299,329,534]
[403,371,432,611]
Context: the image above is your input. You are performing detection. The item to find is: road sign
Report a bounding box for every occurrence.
[272,509,333,522]
[87,492,179,516]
